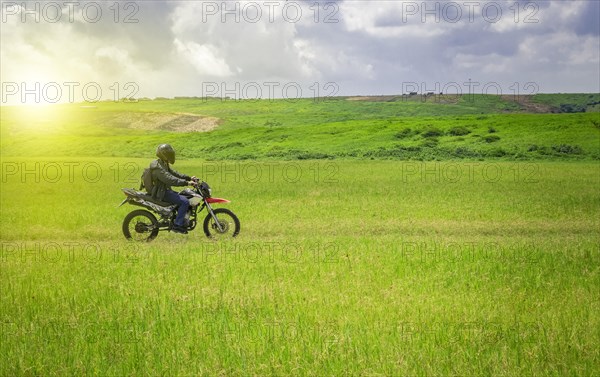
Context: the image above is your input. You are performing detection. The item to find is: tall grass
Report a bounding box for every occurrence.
[1,158,598,375]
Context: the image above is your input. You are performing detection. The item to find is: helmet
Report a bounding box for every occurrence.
[156,144,176,164]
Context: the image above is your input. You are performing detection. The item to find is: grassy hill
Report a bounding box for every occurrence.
[1,94,599,160]
[1,94,599,375]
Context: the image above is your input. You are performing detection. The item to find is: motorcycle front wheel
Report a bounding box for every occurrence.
[122,209,159,242]
[203,208,240,239]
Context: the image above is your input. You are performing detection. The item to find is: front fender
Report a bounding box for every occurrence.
[205,197,230,204]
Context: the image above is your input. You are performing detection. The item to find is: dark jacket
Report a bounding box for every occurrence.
[149,159,191,200]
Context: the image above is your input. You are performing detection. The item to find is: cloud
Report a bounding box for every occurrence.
[168,2,315,81]
[574,1,600,36]
[1,0,598,104]
[174,39,235,77]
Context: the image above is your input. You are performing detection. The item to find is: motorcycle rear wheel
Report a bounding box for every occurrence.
[123,209,159,242]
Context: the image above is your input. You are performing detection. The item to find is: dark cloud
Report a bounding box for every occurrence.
[574,1,600,36]
[70,2,177,69]
[440,27,522,57]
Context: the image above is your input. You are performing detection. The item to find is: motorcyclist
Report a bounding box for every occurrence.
[149,144,197,234]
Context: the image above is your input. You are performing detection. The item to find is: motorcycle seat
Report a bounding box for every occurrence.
[139,193,172,207]
[122,188,176,208]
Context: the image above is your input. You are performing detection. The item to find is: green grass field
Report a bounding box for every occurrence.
[2,94,599,161]
[1,95,599,375]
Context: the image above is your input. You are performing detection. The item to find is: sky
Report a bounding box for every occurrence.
[1,0,599,104]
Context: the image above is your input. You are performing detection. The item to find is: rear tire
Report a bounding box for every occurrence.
[203,208,240,239]
[123,209,159,242]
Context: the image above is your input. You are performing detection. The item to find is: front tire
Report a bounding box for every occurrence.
[203,208,240,239]
[123,209,159,242]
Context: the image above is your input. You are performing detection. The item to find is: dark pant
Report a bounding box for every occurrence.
[162,189,190,227]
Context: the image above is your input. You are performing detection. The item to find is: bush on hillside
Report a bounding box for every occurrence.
[483,135,501,143]
[448,126,471,136]
[394,128,417,139]
[421,126,444,138]
[552,144,582,155]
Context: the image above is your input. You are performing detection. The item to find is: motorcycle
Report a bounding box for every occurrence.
[118,180,240,241]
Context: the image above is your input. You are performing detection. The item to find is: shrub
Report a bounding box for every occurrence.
[483,135,500,143]
[559,104,586,113]
[535,146,551,155]
[394,128,415,139]
[363,146,420,159]
[453,147,479,158]
[421,139,438,148]
[513,152,528,159]
[232,154,256,160]
[296,152,333,160]
[341,150,359,157]
[486,147,507,157]
[448,126,471,136]
[552,144,582,155]
[421,126,444,138]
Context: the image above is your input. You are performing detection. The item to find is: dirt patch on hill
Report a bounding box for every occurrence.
[111,112,221,132]
[501,95,557,113]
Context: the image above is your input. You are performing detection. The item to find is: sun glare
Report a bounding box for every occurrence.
[4,103,69,133]
[1,68,73,106]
